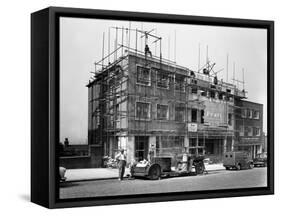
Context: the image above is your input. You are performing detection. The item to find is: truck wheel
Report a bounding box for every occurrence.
[236,164,241,170]
[249,163,254,169]
[149,165,161,180]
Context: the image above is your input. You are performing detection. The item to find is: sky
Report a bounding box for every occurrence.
[60,17,267,144]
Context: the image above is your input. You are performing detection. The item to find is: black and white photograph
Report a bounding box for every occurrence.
[58,16,268,199]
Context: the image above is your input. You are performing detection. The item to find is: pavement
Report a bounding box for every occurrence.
[64,163,225,182]
[60,167,267,199]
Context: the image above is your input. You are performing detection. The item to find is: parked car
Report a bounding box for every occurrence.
[131,155,206,180]
[59,167,67,182]
[223,151,254,170]
[253,152,267,167]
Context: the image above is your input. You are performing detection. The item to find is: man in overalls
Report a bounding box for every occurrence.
[115,149,127,180]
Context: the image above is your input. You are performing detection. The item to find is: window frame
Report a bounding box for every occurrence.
[241,108,247,118]
[191,108,198,123]
[136,65,151,86]
[135,101,151,121]
[247,109,253,118]
[253,110,260,119]
[156,69,170,89]
[254,127,261,136]
[175,103,185,122]
[156,103,169,120]
[174,73,186,92]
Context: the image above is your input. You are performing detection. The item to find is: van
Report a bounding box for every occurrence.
[223,151,254,170]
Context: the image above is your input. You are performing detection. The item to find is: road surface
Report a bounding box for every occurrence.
[60,167,267,199]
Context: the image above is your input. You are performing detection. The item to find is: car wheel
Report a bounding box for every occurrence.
[195,161,205,174]
[236,164,241,170]
[225,167,230,170]
[149,165,161,180]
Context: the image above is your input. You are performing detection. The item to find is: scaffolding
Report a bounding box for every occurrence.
[87,25,247,162]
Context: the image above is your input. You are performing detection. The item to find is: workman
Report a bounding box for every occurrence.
[115,149,127,181]
[145,44,152,57]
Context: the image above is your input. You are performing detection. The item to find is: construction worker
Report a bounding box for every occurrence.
[214,75,218,85]
[145,44,152,57]
[115,149,127,180]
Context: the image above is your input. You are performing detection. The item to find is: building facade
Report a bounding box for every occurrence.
[87,50,261,167]
[234,100,263,158]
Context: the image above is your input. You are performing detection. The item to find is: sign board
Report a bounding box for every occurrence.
[188,123,198,132]
[240,137,261,144]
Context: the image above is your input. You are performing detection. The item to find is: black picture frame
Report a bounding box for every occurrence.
[31,6,274,208]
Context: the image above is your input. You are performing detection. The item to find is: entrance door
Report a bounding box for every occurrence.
[135,136,149,161]
[205,139,215,155]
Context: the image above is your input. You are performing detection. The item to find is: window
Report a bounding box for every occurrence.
[201,110,205,123]
[157,104,169,120]
[136,102,150,120]
[156,70,169,88]
[175,74,185,91]
[198,148,204,155]
[191,109,197,123]
[190,138,197,147]
[239,125,244,136]
[175,104,185,122]
[245,127,253,136]
[249,127,253,136]
[247,109,253,118]
[198,138,204,147]
[228,113,232,126]
[136,66,150,85]
[189,148,196,155]
[191,87,197,94]
[241,109,247,118]
[253,127,261,136]
[253,110,260,119]
[244,127,248,136]
[175,136,184,148]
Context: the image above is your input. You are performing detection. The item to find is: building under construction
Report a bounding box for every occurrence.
[86,27,263,167]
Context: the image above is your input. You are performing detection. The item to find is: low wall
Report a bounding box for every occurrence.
[60,156,93,169]
[60,145,103,169]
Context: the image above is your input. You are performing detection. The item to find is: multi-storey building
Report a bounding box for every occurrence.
[234,100,263,158]
[87,47,255,167]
